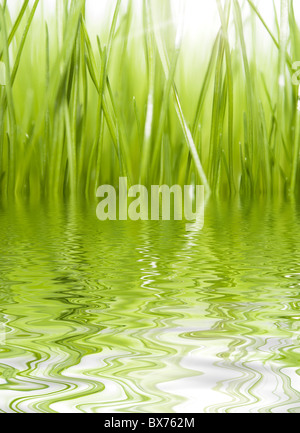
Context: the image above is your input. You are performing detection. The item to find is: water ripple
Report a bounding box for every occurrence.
[1,198,300,412]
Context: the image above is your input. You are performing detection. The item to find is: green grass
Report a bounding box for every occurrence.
[0,0,300,199]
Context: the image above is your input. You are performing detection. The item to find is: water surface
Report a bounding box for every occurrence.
[1,198,300,413]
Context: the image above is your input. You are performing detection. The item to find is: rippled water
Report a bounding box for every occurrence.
[1,197,300,413]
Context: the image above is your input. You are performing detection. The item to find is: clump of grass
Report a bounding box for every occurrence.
[0,0,299,199]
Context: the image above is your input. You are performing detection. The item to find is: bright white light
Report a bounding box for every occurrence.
[279,74,285,87]
[6,0,300,46]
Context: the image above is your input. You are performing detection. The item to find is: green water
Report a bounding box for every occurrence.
[1,198,300,413]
